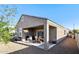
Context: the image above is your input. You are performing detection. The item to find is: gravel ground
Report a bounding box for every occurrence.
[0,42,29,54]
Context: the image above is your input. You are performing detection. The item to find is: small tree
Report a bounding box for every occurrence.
[0,22,11,44]
[0,5,17,44]
[73,29,79,34]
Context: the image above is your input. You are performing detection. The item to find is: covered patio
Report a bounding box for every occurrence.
[16,15,60,50]
[21,24,57,50]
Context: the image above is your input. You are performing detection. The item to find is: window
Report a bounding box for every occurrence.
[38,31,44,38]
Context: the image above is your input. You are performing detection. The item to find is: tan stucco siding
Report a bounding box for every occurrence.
[57,27,69,40]
[47,20,69,40]
[47,20,58,27]
[49,27,57,41]
[16,15,69,42]
[17,16,45,29]
[16,15,46,38]
[57,27,65,40]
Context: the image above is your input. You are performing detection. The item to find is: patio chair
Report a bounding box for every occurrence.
[36,36,44,43]
[28,36,32,42]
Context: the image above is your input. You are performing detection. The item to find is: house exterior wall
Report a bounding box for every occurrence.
[47,20,69,41]
[16,15,69,49]
[49,27,57,42]
[16,15,69,41]
[57,27,67,40]
[16,15,46,39]
[16,15,45,29]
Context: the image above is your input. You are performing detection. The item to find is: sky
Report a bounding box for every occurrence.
[0,4,79,29]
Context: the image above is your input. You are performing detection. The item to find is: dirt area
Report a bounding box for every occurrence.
[0,42,29,54]
[0,37,79,54]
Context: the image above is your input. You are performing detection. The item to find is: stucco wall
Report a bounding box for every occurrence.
[75,33,79,49]
[17,15,45,29]
[48,20,69,41]
[57,27,66,40]
[16,15,46,38]
[49,27,57,42]
[16,15,69,42]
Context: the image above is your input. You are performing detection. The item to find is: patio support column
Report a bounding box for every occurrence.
[44,20,49,50]
[22,29,26,42]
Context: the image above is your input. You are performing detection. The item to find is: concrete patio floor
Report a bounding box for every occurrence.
[9,37,79,54]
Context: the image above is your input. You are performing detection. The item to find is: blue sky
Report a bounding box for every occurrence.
[0,4,79,29]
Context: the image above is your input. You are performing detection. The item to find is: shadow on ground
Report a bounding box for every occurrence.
[9,38,79,54]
